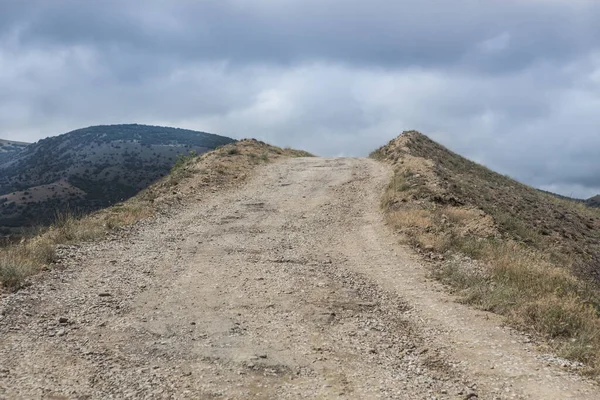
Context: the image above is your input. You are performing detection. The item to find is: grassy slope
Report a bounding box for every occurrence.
[0,139,312,291]
[372,131,600,376]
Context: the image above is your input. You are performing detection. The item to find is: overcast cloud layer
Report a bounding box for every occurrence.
[1,0,599,198]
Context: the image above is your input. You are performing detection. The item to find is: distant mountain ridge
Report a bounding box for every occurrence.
[0,139,30,164]
[587,195,600,208]
[0,124,235,233]
[0,139,30,146]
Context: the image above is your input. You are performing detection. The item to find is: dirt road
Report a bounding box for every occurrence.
[0,158,597,399]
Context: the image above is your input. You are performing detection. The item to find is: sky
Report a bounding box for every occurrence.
[1,0,599,198]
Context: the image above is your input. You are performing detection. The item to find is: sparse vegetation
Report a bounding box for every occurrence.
[0,139,312,291]
[259,152,270,162]
[171,150,198,173]
[0,253,33,289]
[0,124,235,229]
[372,131,600,375]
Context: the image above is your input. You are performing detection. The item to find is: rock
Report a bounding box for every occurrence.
[98,292,111,297]
[57,329,66,337]
[58,317,69,324]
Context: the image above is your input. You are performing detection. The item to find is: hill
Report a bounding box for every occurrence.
[0,139,30,164]
[587,195,600,208]
[372,131,600,372]
[0,124,234,234]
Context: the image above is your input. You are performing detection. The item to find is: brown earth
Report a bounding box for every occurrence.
[0,157,598,399]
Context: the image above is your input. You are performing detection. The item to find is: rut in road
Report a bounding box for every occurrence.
[0,157,598,399]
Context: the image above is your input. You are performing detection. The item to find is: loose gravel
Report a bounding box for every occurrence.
[0,157,597,399]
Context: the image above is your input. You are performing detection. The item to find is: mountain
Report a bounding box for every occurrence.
[587,195,600,208]
[0,124,234,232]
[0,139,30,164]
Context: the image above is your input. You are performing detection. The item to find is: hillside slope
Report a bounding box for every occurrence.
[372,131,600,280]
[0,124,234,232]
[0,139,30,164]
[372,131,600,372]
[587,195,600,208]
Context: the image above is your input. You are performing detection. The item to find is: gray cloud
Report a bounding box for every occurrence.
[1,0,599,198]
[4,1,600,72]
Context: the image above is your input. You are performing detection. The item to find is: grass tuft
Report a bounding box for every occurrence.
[0,253,33,289]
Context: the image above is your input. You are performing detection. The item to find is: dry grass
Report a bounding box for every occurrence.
[373,131,600,376]
[0,251,35,289]
[0,235,56,290]
[388,209,432,230]
[0,139,312,291]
